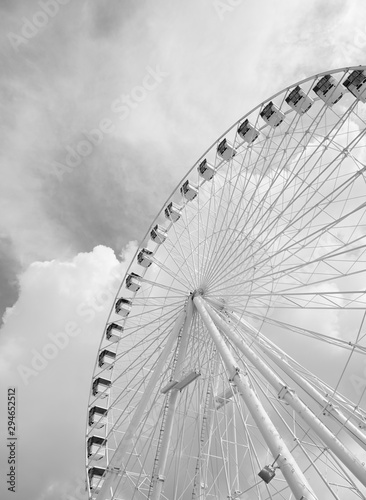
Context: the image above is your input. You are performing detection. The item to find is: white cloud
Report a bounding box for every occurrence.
[0,242,137,500]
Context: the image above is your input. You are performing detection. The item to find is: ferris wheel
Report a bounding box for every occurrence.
[85,66,366,500]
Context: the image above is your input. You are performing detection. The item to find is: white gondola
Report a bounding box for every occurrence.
[88,406,107,428]
[87,435,107,461]
[115,297,132,317]
[285,85,314,114]
[106,323,123,343]
[92,377,111,398]
[343,69,366,103]
[126,272,142,292]
[98,349,116,369]
[180,180,198,201]
[237,119,260,143]
[165,202,182,222]
[197,159,216,180]
[313,74,343,105]
[260,101,285,127]
[88,467,105,492]
[150,224,168,244]
[217,138,237,160]
[137,248,153,268]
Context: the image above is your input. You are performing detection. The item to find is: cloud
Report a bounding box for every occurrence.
[1,0,362,273]
[258,0,365,88]
[0,237,21,326]
[1,1,366,497]
[0,242,137,500]
[87,0,142,39]
[0,0,177,270]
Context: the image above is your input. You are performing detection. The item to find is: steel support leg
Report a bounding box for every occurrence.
[193,295,318,500]
[206,304,366,488]
[230,311,366,451]
[150,298,194,500]
[96,308,187,500]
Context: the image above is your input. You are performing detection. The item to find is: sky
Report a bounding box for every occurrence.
[1,0,366,499]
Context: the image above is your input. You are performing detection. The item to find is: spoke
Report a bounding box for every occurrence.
[88,67,366,500]
[194,294,319,500]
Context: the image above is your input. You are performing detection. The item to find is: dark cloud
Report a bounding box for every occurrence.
[88,0,141,38]
[0,0,21,13]
[43,137,177,254]
[0,237,20,326]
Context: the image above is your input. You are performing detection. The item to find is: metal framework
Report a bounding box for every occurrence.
[86,66,366,500]
[193,295,319,500]
[91,294,366,499]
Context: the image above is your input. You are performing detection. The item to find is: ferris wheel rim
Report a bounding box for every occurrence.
[86,65,366,500]
[88,64,366,364]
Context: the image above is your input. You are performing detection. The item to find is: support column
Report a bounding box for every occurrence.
[206,305,366,488]
[150,298,194,500]
[193,295,318,500]
[96,308,187,500]
[230,312,366,452]
[227,398,240,497]
[192,370,214,500]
